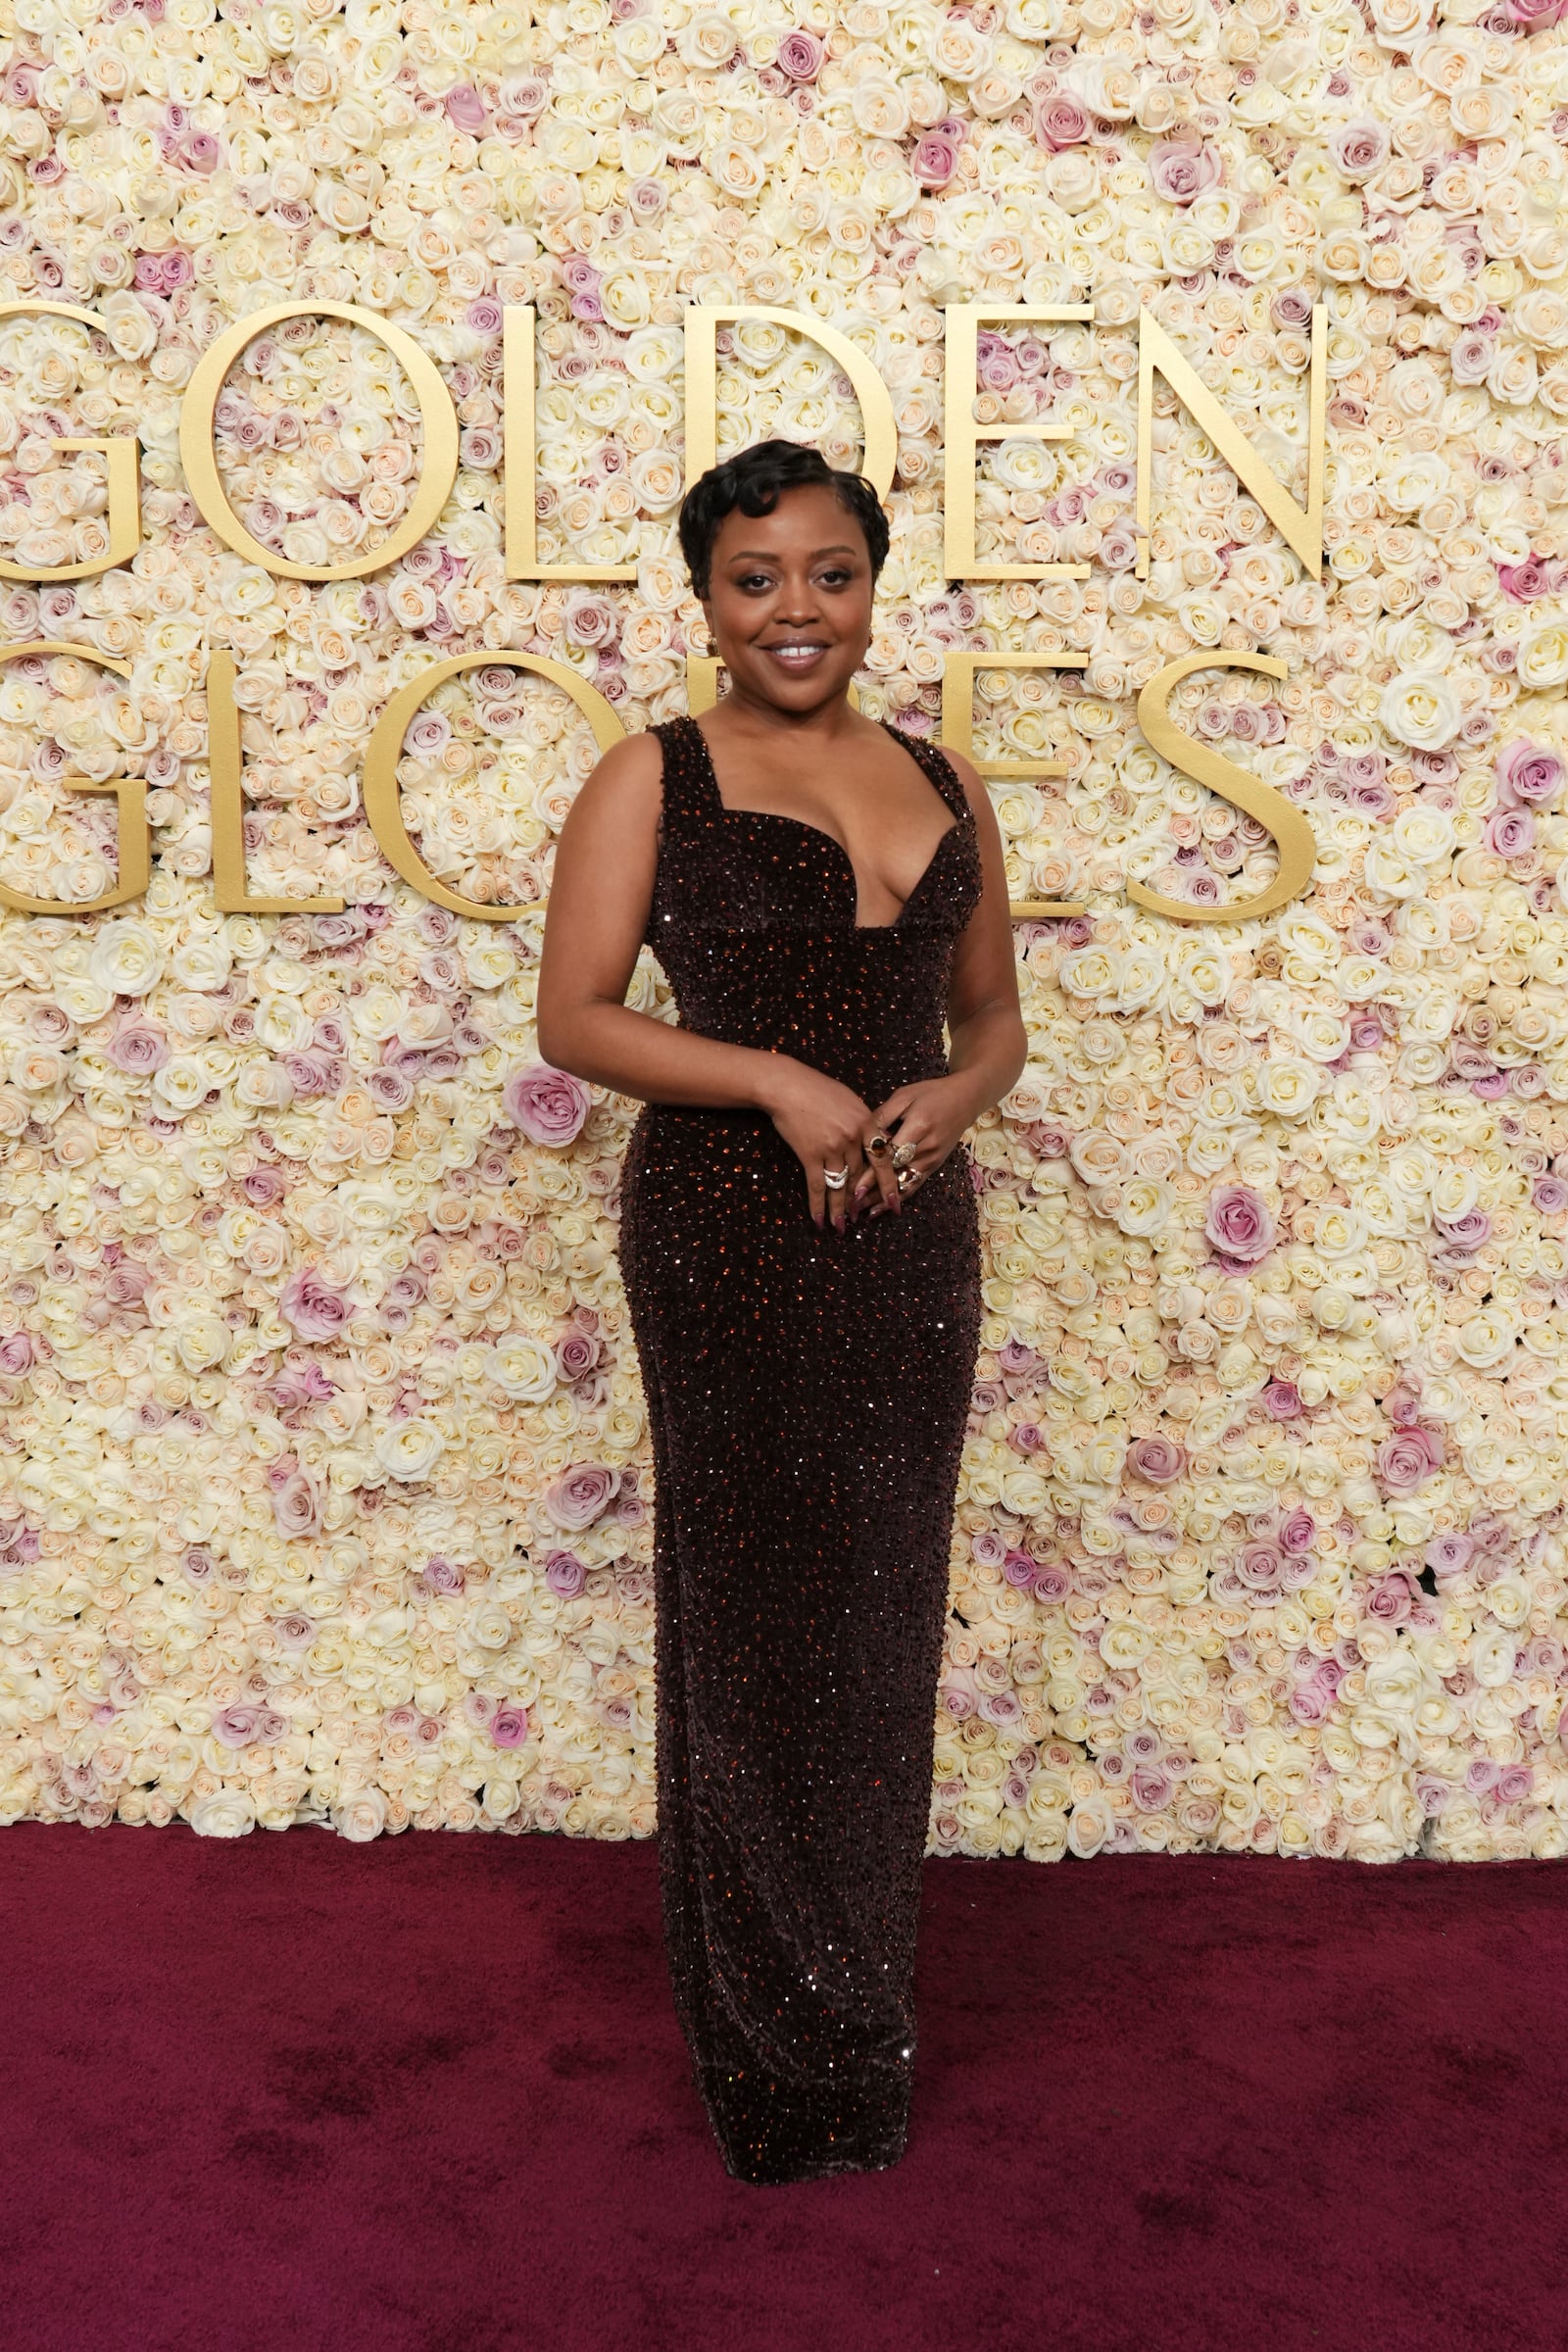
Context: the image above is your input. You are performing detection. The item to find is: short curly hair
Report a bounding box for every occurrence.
[677,439,890,601]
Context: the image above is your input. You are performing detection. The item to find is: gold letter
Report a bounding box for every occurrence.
[1131,652,1312,924]
[0,641,148,913]
[1136,306,1326,581]
[207,649,342,915]
[942,305,1093,581]
[503,308,636,581]
[364,652,625,919]
[0,302,141,581]
[941,651,1087,917]
[683,307,896,498]
[180,302,460,582]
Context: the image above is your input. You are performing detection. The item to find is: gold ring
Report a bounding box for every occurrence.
[866,1130,892,1156]
[823,1166,849,1191]
[892,1141,917,1171]
[897,1165,922,1191]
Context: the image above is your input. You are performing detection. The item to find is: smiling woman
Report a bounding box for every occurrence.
[535,441,1027,2184]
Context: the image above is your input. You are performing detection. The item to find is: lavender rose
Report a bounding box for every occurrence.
[1204,1185,1276,1265]
[107,1021,169,1073]
[1127,1434,1186,1484]
[1426,1532,1474,1579]
[776,27,823,78]
[491,1705,530,1748]
[546,1465,618,1531]
[1277,1507,1316,1556]
[279,1265,350,1342]
[503,1062,592,1148]
[544,1548,588,1596]
[1533,1175,1568,1214]
[1494,739,1564,808]
[1263,1380,1302,1421]
[1484,808,1536,858]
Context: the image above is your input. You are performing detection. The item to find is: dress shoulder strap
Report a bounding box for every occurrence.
[650,713,723,827]
[883,722,971,823]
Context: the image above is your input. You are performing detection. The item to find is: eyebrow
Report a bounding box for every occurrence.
[724,544,860,561]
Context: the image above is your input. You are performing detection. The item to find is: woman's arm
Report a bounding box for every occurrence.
[856,755,1028,1204]
[536,735,895,1228]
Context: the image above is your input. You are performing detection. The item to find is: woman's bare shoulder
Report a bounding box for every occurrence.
[568,727,666,824]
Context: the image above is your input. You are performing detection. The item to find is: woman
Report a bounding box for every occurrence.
[537,440,1026,2183]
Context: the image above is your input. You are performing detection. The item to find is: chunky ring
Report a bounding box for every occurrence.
[896,1164,922,1192]
[866,1130,892,1157]
[892,1141,918,1171]
[823,1166,849,1191]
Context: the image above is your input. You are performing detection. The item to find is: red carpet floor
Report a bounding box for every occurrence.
[4,1825,1565,2352]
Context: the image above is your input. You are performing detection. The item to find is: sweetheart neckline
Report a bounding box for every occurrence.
[684,717,966,934]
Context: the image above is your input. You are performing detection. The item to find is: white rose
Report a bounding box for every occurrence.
[88,918,164,996]
[490,1335,556,1401]
[374,1418,446,1481]
[1380,671,1461,751]
[333,1788,388,1842]
[1517,618,1568,692]
[190,1788,257,1838]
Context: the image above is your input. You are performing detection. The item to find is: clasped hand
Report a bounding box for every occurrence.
[760,1058,976,1230]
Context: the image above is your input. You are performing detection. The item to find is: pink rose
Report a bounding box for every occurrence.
[1204,1186,1276,1265]
[1367,1573,1414,1624]
[279,1266,350,1342]
[107,1021,169,1073]
[1149,142,1222,205]
[1331,120,1390,177]
[1263,1380,1302,1420]
[491,1705,530,1748]
[444,84,487,131]
[1494,739,1563,807]
[0,1332,34,1374]
[912,127,963,186]
[1127,1435,1186,1484]
[271,1464,324,1539]
[1376,1427,1444,1494]
[1034,94,1089,151]
[503,1063,592,1148]
[546,1464,619,1531]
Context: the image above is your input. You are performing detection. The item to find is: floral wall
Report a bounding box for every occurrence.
[1,0,1567,1861]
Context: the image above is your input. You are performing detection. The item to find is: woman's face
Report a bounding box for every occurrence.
[700,484,875,716]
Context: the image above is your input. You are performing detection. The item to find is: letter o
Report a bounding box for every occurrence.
[364,652,625,921]
[179,301,460,582]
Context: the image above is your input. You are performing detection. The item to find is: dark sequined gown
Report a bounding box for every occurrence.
[616,713,983,2186]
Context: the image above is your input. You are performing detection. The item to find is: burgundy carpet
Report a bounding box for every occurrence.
[4,1826,1564,2352]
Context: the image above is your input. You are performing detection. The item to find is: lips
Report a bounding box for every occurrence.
[763,644,828,669]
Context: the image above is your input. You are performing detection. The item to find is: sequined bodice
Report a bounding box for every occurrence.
[645,714,981,1103]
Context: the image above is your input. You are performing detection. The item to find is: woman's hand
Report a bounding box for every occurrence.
[852,1074,982,1214]
[758,1058,905,1230]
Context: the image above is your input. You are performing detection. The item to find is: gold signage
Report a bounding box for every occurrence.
[180,301,460,583]
[942,306,1094,582]
[0,297,1333,927]
[0,304,142,582]
[0,644,149,914]
[363,652,624,920]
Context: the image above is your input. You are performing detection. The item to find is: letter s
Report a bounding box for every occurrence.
[1129,651,1314,925]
